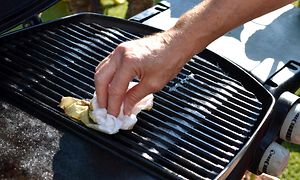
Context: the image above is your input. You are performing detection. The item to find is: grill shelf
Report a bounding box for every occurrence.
[0,13,270,179]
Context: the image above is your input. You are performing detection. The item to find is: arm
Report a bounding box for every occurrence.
[168,0,293,58]
[94,0,293,116]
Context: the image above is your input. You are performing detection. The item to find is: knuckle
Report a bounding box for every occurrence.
[116,43,127,52]
[122,55,135,64]
[146,81,162,92]
[122,53,141,68]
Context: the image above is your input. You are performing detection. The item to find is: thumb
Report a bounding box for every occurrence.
[124,82,153,116]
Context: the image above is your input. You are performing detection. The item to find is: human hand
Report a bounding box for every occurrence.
[94,31,191,117]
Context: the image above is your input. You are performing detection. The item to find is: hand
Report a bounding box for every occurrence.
[94,31,191,117]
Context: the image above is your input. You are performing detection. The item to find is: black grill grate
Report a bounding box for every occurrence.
[0,15,263,179]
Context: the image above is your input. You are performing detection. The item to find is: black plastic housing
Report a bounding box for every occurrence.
[0,0,58,34]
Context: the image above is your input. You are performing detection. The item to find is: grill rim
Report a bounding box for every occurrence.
[0,0,59,34]
[0,12,276,179]
[216,96,275,179]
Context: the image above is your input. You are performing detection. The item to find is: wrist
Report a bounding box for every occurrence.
[164,26,208,63]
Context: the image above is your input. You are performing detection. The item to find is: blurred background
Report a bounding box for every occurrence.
[41,0,161,21]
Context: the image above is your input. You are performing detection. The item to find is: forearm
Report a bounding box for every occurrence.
[165,0,293,61]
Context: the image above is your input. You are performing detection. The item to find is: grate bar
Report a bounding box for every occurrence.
[20,35,96,77]
[151,101,243,147]
[176,77,260,118]
[16,44,94,91]
[149,106,238,154]
[59,25,115,54]
[115,132,205,179]
[0,66,59,108]
[90,22,150,40]
[78,23,127,43]
[158,90,250,135]
[140,110,231,164]
[187,59,256,99]
[134,124,225,171]
[34,32,98,67]
[138,112,230,165]
[68,23,119,47]
[0,52,89,99]
[153,94,247,141]
[177,85,257,124]
[169,85,254,128]
[43,30,105,62]
[176,73,258,118]
[4,47,93,97]
[180,68,261,113]
[183,65,262,107]
[128,129,219,179]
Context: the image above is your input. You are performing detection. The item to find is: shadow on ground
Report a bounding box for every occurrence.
[224,7,300,75]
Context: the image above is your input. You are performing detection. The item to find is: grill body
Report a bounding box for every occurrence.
[0,13,275,179]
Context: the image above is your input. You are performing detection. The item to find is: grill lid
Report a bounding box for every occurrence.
[0,0,58,34]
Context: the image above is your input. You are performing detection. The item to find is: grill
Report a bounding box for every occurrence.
[0,13,275,179]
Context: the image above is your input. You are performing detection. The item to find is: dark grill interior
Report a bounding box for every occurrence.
[0,15,263,179]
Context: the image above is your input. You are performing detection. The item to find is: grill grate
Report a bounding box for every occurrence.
[0,15,262,179]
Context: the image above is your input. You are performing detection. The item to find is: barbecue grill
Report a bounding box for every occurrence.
[1,1,300,179]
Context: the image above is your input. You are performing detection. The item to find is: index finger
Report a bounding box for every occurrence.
[107,63,136,116]
[94,58,116,108]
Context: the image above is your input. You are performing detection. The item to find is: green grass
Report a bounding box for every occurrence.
[43,0,129,19]
[295,87,300,96]
[103,2,128,18]
[280,142,300,179]
[293,1,300,7]
[41,1,70,22]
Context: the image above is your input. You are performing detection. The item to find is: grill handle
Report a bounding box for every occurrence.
[129,1,169,23]
[264,60,300,99]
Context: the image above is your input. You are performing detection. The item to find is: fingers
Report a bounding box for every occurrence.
[123,81,155,116]
[95,53,112,72]
[94,50,121,109]
[107,62,135,116]
[94,61,115,108]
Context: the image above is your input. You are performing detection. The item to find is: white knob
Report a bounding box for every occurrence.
[258,142,289,177]
[280,102,300,144]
